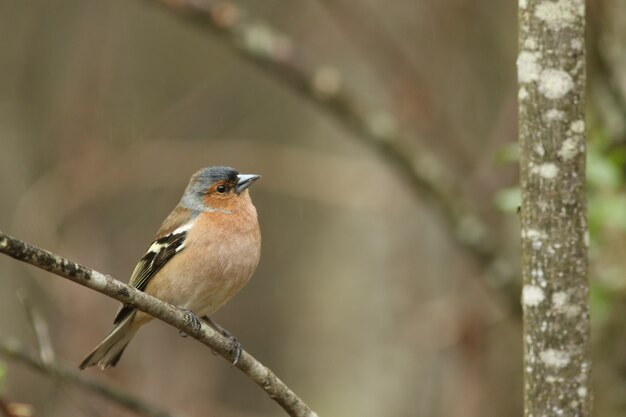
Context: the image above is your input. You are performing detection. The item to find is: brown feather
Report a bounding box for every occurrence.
[156,206,196,237]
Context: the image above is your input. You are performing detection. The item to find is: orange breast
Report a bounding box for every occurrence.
[143,198,261,318]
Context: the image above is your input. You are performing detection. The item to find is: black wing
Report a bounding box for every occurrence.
[113,230,187,324]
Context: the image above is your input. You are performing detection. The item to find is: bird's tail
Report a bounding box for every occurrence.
[79,313,138,370]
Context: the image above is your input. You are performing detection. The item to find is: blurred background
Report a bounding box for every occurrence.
[0,0,624,416]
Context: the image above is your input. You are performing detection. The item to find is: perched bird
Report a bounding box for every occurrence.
[80,166,261,369]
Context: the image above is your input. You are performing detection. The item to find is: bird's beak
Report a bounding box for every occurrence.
[236,174,261,194]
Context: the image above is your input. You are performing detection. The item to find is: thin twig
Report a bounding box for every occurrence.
[0,337,184,417]
[143,0,520,310]
[17,290,107,417]
[0,231,317,417]
[17,290,55,365]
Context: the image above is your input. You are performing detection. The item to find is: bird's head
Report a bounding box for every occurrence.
[182,166,260,212]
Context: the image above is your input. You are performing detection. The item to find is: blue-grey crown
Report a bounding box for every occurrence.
[181,166,238,208]
[192,166,238,187]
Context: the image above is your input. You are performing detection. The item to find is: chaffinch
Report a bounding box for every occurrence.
[80,166,261,369]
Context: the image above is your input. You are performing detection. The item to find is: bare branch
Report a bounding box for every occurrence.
[0,337,185,417]
[0,231,317,417]
[16,291,113,416]
[143,0,512,291]
[17,290,55,365]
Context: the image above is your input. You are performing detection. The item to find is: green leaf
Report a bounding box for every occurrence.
[0,362,5,393]
[589,194,626,232]
[590,283,613,326]
[493,187,521,213]
[493,143,520,165]
[587,150,621,189]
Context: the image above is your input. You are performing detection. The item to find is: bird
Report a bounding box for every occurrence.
[80,166,261,370]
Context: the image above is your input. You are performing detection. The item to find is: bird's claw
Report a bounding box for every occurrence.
[227,334,242,366]
[201,316,242,365]
[214,326,242,366]
[180,309,201,338]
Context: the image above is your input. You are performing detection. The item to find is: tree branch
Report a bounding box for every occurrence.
[143,0,513,291]
[0,337,186,417]
[0,231,317,417]
[17,290,55,365]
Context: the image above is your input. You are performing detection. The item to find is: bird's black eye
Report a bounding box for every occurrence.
[216,185,227,193]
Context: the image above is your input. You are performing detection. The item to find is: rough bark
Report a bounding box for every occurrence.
[517,0,591,416]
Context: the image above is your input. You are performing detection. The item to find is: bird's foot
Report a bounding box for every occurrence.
[224,331,242,366]
[201,316,242,366]
[180,309,201,338]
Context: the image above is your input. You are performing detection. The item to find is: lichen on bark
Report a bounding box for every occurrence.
[517,0,591,416]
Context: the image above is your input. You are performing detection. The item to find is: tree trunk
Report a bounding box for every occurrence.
[517,0,591,416]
